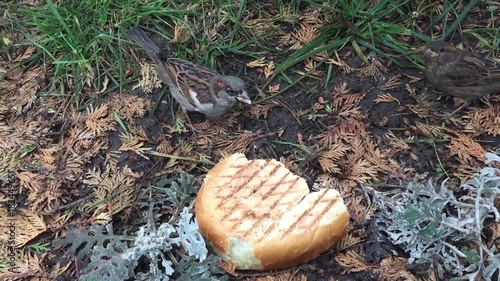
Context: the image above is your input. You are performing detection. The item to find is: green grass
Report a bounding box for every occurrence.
[27,242,50,254]
[3,1,177,105]
[2,0,498,108]
[2,0,266,109]
[258,0,499,99]
[13,0,189,108]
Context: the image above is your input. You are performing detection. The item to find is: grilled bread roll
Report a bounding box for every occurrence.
[195,153,349,270]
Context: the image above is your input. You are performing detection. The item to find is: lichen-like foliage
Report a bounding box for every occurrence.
[55,173,223,281]
[138,171,201,224]
[55,224,124,260]
[368,153,500,280]
[166,171,200,209]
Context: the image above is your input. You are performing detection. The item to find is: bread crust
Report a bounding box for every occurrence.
[195,153,349,270]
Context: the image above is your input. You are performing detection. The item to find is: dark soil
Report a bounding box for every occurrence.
[112,46,498,280]
[5,5,499,280]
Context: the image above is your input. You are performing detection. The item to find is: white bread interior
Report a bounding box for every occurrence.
[195,153,349,270]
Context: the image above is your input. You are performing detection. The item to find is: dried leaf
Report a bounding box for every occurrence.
[255,269,306,281]
[379,75,402,91]
[347,195,376,223]
[332,81,350,97]
[110,93,150,122]
[359,60,388,78]
[171,21,191,43]
[464,104,500,136]
[347,159,378,182]
[85,104,114,136]
[28,178,63,213]
[374,93,400,105]
[318,144,349,174]
[377,256,413,281]
[219,261,238,277]
[13,46,36,63]
[215,130,265,154]
[334,250,371,273]
[412,122,450,138]
[384,131,410,151]
[132,61,162,93]
[243,18,278,37]
[83,163,141,218]
[268,84,280,93]
[336,233,362,251]
[264,61,275,79]
[246,57,267,68]
[303,58,322,76]
[291,23,318,47]
[119,131,151,157]
[1,66,45,115]
[449,132,486,164]
[248,99,280,119]
[327,51,355,73]
[0,208,46,247]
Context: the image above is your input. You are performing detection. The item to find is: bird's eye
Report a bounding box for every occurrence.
[439,47,445,52]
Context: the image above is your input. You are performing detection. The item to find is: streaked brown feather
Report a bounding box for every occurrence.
[127,27,249,119]
[424,40,500,99]
[166,58,218,106]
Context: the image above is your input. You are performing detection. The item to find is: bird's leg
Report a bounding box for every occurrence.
[182,110,199,137]
[447,99,471,117]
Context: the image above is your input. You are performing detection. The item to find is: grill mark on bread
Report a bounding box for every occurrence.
[238,169,295,237]
[267,176,300,205]
[218,159,271,217]
[260,163,283,200]
[260,176,301,237]
[215,160,263,208]
[219,154,250,180]
[212,157,332,239]
[282,190,334,238]
[197,154,349,270]
[227,161,281,233]
[303,195,339,233]
[317,196,339,226]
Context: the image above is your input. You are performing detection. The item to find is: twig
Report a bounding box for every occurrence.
[145,150,216,165]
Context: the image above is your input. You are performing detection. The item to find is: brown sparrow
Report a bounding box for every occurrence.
[422,40,500,114]
[126,27,251,123]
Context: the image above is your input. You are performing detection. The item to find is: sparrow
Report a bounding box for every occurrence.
[126,27,251,125]
[422,40,500,115]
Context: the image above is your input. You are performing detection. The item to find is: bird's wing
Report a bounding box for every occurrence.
[166,58,218,108]
[444,53,500,88]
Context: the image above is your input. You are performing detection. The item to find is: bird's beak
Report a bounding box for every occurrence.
[423,48,437,58]
[236,90,252,105]
[417,46,427,53]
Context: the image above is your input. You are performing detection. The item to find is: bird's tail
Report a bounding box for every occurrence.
[126,26,161,58]
[126,27,173,85]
